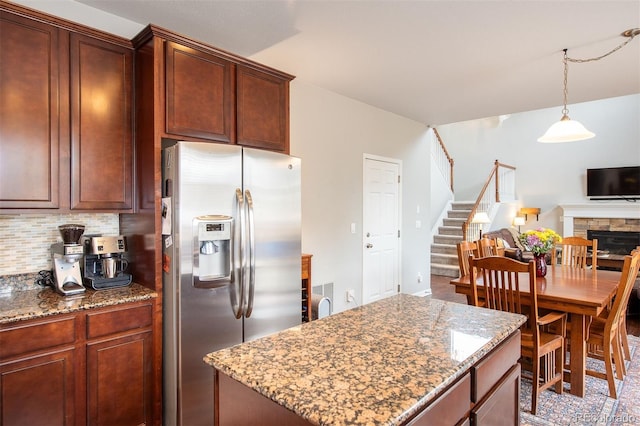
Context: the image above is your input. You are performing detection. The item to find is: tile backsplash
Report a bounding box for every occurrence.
[0,214,119,275]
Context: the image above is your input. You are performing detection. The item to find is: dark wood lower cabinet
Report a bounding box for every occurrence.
[471,364,520,426]
[0,300,156,426]
[87,331,152,426]
[0,349,76,426]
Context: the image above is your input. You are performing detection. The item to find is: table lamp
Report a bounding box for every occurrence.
[472,212,491,239]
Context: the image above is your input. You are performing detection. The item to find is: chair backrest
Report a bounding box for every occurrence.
[604,250,640,337]
[555,236,598,269]
[469,256,538,338]
[475,237,505,257]
[456,240,478,277]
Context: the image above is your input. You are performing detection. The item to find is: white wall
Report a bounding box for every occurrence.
[288,81,431,312]
[436,94,640,234]
[429,145,454,235]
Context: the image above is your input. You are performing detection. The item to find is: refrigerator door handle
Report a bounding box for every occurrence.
[244,189,256,317]
[230,188,245,319]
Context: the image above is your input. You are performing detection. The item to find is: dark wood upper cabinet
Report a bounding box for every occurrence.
[165,41,234,143]
[0,12,61,209]
[0,5,134,213]
[70,33,133,210]
[137,26,294,153]
[237,65,290,153]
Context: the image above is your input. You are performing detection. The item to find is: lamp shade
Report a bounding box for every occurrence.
[472,212,491,224]
[513,216,526,226]
[537,115,595,143]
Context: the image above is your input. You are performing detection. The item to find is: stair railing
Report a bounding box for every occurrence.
[431,128,454,192]
[462,160,516,241]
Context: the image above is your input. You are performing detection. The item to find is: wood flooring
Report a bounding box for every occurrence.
[429,274,640,337]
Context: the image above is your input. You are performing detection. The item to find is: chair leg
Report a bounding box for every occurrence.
[604,342,618,399]
[612,337,625,381]
[619,315,631,361]
[532,356,540,415]
[555,345,564,394]
[616,330,628,377]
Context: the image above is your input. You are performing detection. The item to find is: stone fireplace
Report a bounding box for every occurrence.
[561,204,640,270]
[560,204,640,237]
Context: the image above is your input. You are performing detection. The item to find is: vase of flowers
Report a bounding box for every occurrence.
[518,228,562,277]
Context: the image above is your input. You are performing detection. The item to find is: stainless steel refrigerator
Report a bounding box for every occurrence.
[162,141,301,426]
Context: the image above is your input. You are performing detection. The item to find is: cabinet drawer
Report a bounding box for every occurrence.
[472,330,520,403]
[0,317,76,360]
[86,303,152,339]
[406,372,471,426]
[471,363,520,426]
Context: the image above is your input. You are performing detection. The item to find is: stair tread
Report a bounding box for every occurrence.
[432,202,473,278]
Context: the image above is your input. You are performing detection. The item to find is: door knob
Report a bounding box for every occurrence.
[366,243,373,248]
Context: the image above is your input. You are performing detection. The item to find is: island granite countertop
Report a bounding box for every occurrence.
[204,293,526,426]
[0,272,157,325]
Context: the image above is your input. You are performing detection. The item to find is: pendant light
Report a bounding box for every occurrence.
[538,28,639,143]
[538,50,594,143]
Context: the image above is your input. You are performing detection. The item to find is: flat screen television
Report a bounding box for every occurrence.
[586,166,640,199]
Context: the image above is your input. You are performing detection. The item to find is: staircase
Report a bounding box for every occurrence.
[431,201,474,277]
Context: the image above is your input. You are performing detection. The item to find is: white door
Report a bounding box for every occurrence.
[362,156,401,305]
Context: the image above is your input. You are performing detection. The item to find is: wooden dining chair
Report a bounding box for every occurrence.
[617,246,640,365]
[469,256,566,415]
[585,249,640,398]
[456,240,478,277]
[553,236,598,269]
[475,236,505,257]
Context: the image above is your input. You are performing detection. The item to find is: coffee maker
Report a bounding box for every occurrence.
[82,235,132,290]
[51,224,86,296]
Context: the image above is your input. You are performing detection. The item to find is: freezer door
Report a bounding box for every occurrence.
[242,148,302,342]
[163,141,244,426]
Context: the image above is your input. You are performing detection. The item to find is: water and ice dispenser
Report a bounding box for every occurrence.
[193,215,233,288]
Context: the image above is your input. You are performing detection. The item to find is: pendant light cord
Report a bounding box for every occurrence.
[561,50,569,116]
[561,29,639,116]
[566,29,638,63]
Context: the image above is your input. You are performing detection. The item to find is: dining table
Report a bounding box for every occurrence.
[450,265,621,397]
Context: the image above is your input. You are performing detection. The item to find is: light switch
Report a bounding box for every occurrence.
[416,220,422,229]
[350,223,356,234]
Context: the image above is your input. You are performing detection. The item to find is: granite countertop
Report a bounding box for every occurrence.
[204,293,526,426]
[0,273,157,325]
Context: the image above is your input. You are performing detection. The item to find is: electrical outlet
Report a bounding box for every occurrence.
[346,289,355,302]
[417,273,422,283]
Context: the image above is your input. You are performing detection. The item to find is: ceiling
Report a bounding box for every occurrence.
[23,1,640,125]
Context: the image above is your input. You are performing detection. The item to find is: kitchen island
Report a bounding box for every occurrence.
[204,294,527,425]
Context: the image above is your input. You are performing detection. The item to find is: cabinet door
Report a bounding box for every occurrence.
[86,332,152,426]
[236,65,289,153]
[70,33,133,210]
[165,41,234,142]
[0,349,76,426]
[0,12,61,209]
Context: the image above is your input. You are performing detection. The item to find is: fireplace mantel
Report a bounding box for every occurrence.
[560,203,640,236]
